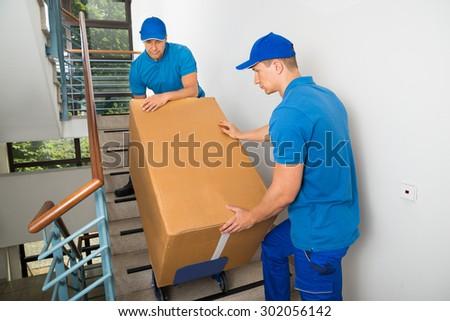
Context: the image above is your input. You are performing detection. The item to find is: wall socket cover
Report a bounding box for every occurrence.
[400,183,417,201]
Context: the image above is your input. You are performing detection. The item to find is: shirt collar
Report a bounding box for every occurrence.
[284,76,315,96]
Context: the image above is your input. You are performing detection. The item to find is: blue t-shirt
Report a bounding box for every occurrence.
[269,76,360,251]
[129,42,205,97]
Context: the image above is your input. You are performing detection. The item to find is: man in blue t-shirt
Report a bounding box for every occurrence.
[115,17,205,197]
[219,33,360,301]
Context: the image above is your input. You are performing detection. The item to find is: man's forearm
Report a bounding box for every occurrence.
[250,183,292,224]
[237,125,269,142]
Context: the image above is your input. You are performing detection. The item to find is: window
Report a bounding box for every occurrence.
[63,0,133,115]
[72,0,127,21]
[68,0,132,55]
[7,138,90,173]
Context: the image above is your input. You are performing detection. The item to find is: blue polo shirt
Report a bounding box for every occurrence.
[269,76,360,251]
[129,42,205,97]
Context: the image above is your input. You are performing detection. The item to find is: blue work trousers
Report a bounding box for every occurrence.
[261,220,348,301]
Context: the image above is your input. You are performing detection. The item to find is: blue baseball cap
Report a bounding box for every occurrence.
[236,32,295,70]
[140,17,167,41]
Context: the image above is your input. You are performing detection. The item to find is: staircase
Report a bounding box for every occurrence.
[29,1,297,301]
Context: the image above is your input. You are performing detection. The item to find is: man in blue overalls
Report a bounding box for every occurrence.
[115,17,205,197]
[220,32,360,301]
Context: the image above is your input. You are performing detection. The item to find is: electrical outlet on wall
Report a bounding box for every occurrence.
[400,183,417,201]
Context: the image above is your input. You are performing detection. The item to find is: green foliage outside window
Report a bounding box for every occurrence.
[12,140,75,163]
[71,0,126,21]
[11,138,90,172]
[68,0,132,115]
[7,1,131,173]
[80,137,90,158]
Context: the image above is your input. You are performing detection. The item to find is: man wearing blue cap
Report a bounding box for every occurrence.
[115,17,205,197]
[130,16,205,111]
[220,33,360,301]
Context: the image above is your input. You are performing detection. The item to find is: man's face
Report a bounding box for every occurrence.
[252,61,278,95]
[144,39,166,60]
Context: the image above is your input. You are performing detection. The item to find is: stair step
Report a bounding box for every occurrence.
[112,250,152,296]
[102,148,128,169]
[109,217,146,255]
[85,278,105,301]
[99,129,129,150]
[224,260,263,290]
[116,260,270,301]
[116,288,155,301]
[84,263,103,279]
[97,114,129,130]
[104,168,130,193]
[106,192,139,221]
[116,283,302,301]
[84,262,102,271]
[168,260,264,300]
[104,166,130,175]
[106,191,135,203]
[215,286,265,301]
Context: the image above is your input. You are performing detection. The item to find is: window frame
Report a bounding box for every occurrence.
[6,138,90,173]
[62,0,134,52]
[6,1,135,173]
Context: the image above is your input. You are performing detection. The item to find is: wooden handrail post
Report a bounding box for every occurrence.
[28,12,105,234]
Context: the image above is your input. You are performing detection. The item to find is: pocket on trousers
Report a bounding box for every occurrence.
[294,251,335,294]
[295,273,334,294]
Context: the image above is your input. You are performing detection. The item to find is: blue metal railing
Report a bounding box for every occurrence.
[46,0,69,120]
[44,0,134,119]
[31,4,117,300]
[62,57,132,115]
[38,188,115,300]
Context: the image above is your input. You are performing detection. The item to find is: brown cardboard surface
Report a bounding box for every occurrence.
[129,97,274,287]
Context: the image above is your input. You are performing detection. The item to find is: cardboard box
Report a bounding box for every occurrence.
[129,97,274,287]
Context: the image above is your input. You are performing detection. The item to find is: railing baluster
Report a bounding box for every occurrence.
[95,188,115,300]
[46,0,69,120]
[30,8,119,302]
[38,216,104,260]
[50,224,69,300]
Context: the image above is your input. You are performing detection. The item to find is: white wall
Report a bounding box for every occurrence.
[0,0,62,143]
[0,144,10,174]
[0,248,8,281]
[0,167,96,248]
[131,0,450,300]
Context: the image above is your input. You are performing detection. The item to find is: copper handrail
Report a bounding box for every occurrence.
[32,201,80,260]
[34,201,55,222]
[66,49,141,55]
[28,11,104,234]
[61,8,79,24]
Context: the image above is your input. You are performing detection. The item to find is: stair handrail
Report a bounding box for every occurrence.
[46,0,70,120]
[66,49,141,55]
[61,7,79,24]
[28,10,115,301]
[28,10,103,234]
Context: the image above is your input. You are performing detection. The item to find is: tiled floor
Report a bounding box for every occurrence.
[0,275,106,301]
[0,275,52,300]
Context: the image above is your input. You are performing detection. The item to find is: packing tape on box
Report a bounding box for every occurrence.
[211,233,230,260]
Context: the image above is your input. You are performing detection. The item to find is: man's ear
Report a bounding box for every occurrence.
[273,59,284,74]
